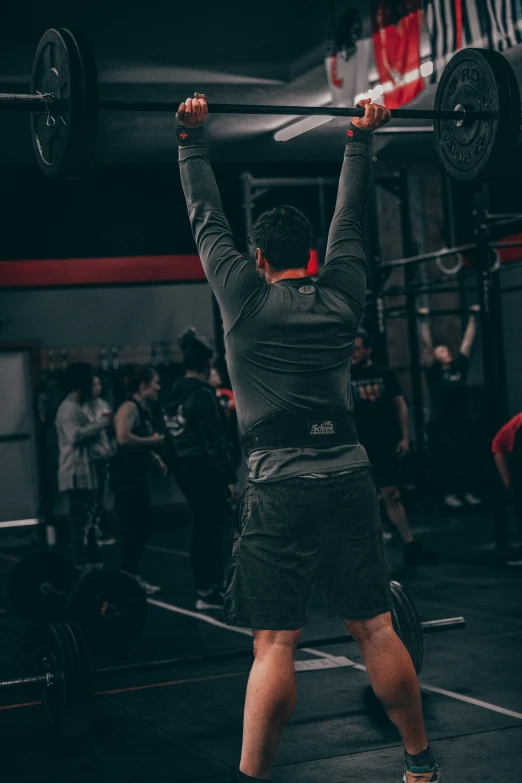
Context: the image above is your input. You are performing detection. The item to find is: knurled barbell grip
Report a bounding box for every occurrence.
[0,674,48,690]
[0,93,54,110]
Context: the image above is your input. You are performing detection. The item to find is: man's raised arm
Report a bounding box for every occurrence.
[177,94,262,332]
[320,100,391,318]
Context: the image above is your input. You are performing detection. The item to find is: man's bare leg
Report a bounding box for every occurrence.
[345,612,427,753]
[239,629,301,779]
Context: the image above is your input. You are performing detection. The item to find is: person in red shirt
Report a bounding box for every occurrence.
[492,413,522,544]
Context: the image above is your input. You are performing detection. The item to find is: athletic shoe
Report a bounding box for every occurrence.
[195,588,224,610]
[137,576,161,595]
[443,493,463,509]
[403,540,439,565]
[463,492,482,506]
[97,536,117,546]
[403,760,441,782]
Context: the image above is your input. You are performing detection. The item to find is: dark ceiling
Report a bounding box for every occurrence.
[2,2,522,168]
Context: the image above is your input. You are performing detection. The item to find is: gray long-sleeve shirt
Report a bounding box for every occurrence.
[179,134,370,481]
[56,395,108,492]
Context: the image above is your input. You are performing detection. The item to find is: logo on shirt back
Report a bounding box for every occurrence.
[310,421,336,436]
[164,405,187,438]
[298,285,315,295]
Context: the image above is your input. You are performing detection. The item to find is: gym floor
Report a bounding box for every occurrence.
[1,503,521,783]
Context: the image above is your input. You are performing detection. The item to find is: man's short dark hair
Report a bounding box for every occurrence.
[357,329,374,350]
[179,328,213,373]
[248,205,312,271]
[127,366,157,394]
[63,362,93,402]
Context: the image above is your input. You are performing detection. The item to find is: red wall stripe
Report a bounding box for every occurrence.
[0,250,319,289]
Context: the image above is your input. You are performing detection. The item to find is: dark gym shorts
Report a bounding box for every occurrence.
[362,438,399,488]
[223,467,390,630]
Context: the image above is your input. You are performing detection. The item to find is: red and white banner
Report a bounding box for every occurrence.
[371,1,424,108]
[325,4,377,106]
[424,1,522,80]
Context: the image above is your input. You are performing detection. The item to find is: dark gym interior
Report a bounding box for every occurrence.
[1,2,521,782]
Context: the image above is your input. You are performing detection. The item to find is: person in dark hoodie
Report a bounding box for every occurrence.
[166,328,237,610]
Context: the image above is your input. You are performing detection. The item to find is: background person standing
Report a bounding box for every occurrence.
[83,374,117,546]
[113,367,167,595]
[351,331,437,564]
[55,363,112,566]
[166,330,237,611]
[419,306,482,510]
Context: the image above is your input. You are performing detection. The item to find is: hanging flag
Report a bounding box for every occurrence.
[371,0,425,108]
[424,1,522,81]
[324,3,377,106]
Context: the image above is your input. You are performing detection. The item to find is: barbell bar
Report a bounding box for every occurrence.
[0,580,465,738]
[0,92,493,121]
[0,28,520,181]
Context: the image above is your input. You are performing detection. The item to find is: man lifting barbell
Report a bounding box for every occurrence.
[176,95,439,783]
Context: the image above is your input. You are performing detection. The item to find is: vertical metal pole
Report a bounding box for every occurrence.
[368,170,388,363]
[473,184,509,549]
[399,171,425,458]
[441,170,465,322]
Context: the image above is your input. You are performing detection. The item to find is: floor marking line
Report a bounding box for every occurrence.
[147,598,253,636]
[147,598,350,664]
[146,544,190,559]
[0,552,20,562]
[419,684,522,720]
[0,700,41,711]
[96,670,245,696]
[0,658,358,710]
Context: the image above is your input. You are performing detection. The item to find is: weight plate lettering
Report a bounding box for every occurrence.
[30,28,99,178]
[434,48,520,182]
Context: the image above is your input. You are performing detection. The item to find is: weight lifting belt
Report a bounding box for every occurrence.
[241,410,358,456]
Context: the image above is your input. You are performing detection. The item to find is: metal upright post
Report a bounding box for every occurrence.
[399,171,425,458]
[473,183,509,549]
[367,169,388,363]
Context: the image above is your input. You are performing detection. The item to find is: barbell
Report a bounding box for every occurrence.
[0,581,465,739]
[0,28,520,181]
[7,551,148,648]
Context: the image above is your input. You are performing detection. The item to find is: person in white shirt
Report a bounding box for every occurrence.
[83,375,117,546]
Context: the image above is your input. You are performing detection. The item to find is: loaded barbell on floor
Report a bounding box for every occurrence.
[7,551,148,648]
[0,29,520,181]
[0,581,465,738]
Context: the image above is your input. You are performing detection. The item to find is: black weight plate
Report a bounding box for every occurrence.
[30,28,99,178]
[41,621,93,738]
[66,569,148,648]
[7,551,79,623]
[389,581,423,674]
[434,48,520,182]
